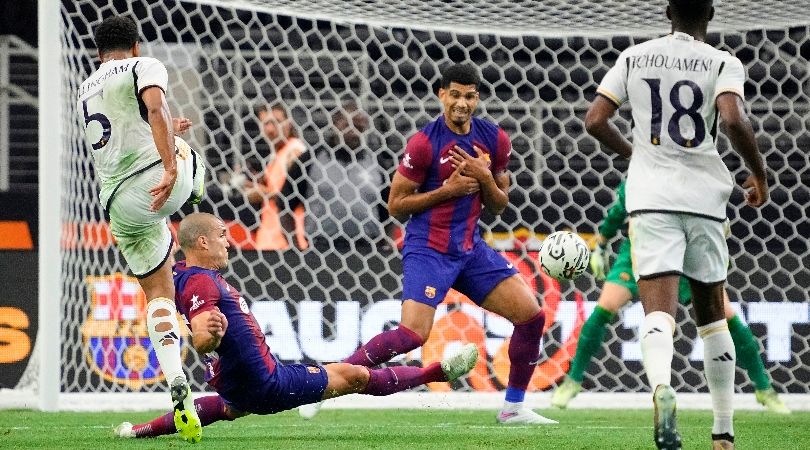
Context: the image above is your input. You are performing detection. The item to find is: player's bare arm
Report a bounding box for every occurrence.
[449,145,509,214]
[585,95,633,158]
[141,86,177,212]
[388,165,478,222]
[189,308,228,354]
[716,92,769,207]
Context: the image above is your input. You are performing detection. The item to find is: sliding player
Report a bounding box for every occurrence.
[114,213,478,439]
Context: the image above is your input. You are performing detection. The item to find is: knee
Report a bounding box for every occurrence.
[347,365,370,391]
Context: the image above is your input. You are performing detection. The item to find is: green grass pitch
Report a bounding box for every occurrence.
[1,408,808,449]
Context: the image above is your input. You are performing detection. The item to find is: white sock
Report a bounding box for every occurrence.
[698,319,735,437]
[501,400,522,413]
[640,311,676,389]
[146,297,186,383]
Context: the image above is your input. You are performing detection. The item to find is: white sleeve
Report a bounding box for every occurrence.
[714,55,745,99]
[135,58,169,95]
[596,51,629,106]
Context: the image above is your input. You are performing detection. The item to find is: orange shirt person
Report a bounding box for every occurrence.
[246,103,308,250]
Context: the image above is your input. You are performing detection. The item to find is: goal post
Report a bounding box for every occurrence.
[37,0,63,412]
[12,0,810,411]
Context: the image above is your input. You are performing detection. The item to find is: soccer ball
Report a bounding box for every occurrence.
[538,231,590,281]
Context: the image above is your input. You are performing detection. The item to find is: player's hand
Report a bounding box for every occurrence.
[173,117,192,135]
[590,244,609,281]
[148,167,177,212]
[742,173,768,207]
[207,308,228,339]
[444,161,480,197]
[450,145,491,183]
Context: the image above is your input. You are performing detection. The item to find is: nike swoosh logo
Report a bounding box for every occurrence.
[439,156,451,164]
[507,263,514,269]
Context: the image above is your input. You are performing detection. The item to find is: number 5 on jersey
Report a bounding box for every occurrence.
[82,90,112,150]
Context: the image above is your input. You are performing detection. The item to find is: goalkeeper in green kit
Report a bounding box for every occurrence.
[550,181,789,414]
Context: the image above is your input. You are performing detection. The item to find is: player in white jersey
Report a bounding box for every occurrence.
[77,15,204,443]
[584,1,768,449]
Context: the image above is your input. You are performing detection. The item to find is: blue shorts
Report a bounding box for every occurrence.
[402,240,518,307]
[219,363,328,415]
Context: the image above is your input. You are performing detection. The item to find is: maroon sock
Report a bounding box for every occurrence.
[343,325,423,366]
[132,395,230,438]
[361,363,445,396]
[507,311,546,391]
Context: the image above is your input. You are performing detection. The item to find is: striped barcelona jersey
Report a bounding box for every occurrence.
[597,31,744,220]
[173,261,276,392]
[397,115,511,255]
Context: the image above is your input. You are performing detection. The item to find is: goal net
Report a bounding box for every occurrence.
[17,0,810,409]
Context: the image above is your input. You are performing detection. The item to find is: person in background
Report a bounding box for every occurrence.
[244,102,309,250]
[305,101,389,252]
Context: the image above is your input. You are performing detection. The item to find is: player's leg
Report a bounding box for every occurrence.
[306,250,455,419]
[305,300,436,418]
[109,155,201,442]
[632,213,687,450]
[554,239,638,410]
[454,243,553,424]
[479,275,556,424]
[684,216,736,448]
[343,300,435,366]
[138,262,201,443]
[323,344,478,398]
[343,248,456,366]
[114,395,246,438]
[552,281,633,408]
[720,291,789,414]
[691,280,736,447]
[638,276,681,450]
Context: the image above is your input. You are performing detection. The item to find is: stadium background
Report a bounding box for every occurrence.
[0,0,808,408]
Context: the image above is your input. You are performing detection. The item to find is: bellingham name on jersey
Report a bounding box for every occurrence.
[397,115,510,255]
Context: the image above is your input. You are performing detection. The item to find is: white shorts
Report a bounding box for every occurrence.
[107,139,204,277]
[628,212,729,284]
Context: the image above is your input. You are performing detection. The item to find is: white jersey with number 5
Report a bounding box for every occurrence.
[77,57,169,207]
[597,31,745,220]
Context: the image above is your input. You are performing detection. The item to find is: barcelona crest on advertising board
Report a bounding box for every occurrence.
[80,273,188,389]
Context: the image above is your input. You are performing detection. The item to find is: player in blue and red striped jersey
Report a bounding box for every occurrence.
[332,63,556,425]
[114,213,478,439]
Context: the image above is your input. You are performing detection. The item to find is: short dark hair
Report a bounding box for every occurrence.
[255,101,298,138]
[254,102,288,120]
[669,0,713,24]
[440,63,480,89]
[94,15,139,55]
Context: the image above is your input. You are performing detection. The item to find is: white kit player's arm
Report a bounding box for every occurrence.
[585,96,633,158]
[715,57,768,207]
[586,51,633,158]
[134,58,177,211]
[142,86,177,211]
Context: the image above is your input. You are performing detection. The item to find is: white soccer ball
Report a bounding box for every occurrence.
[538,231,590,281]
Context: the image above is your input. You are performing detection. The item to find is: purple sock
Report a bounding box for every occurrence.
[507,311,546,394]
[132,395,231,438]
[361,363,445,396]
[343,325,424,366]
[195,395,231,426]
